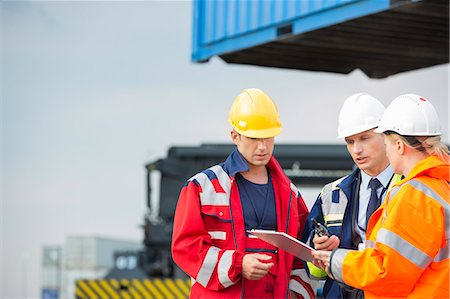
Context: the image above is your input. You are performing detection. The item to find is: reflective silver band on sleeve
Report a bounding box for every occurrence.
[289,279,312,299]
[291,269,308,280]
[324,214,344,227]
[208,231,226,240]
[290,269,318,293]
[330,249,350,283]
[365,240,376,249]
[434,243,450,262]
[377,228,432,270]
[217,250,235,288]
[196,246,220,287]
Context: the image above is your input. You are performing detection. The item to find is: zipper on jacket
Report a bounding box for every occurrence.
[285,192,293,233]
[229,178,239,250]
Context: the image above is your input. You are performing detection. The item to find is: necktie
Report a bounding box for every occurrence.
[366,178,382,227]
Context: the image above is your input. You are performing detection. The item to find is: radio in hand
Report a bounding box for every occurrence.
[312,218,331,237]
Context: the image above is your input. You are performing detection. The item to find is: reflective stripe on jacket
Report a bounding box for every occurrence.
[330,155,449,298]
[171,149,313,298]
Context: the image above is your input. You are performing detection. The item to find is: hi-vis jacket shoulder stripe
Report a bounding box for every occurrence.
[408,179,449,262]
[189,165,231,206]
[382,179,449,262]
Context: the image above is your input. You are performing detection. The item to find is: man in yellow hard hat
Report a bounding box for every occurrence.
[172,88,314,298]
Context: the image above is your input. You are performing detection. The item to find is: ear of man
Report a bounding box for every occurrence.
[396,139,405,154]
[231,130,240,145]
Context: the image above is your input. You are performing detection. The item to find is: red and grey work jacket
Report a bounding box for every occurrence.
[171,149,314,298]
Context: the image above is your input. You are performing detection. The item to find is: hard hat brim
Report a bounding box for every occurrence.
[373,127,385,134]
[234,127,282,139]
[374,126,442,136]
[337,126,379,139]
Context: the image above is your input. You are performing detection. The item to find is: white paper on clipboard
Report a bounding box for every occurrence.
[248,229,316,262]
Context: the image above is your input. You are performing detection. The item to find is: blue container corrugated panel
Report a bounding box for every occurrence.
[192,0,391,62]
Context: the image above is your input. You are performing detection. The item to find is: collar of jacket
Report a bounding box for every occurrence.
[221,148,249,178]
[222,148,287,184]
[402,155,449,183]
[336,167,360,200]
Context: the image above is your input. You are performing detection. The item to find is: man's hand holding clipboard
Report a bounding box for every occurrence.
[247,229,316,262]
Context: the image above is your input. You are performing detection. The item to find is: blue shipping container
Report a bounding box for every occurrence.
[191,0,449,79]
[192,0,391,62]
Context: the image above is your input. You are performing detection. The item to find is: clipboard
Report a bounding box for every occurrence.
[248,229,316,262]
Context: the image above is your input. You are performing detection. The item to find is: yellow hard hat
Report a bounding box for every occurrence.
[228,88,282,138]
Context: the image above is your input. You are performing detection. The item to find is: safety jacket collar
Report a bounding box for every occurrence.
[222,148,250,178]
[336,167,360,200]
[222,148,286,183]
[404,155,449,183]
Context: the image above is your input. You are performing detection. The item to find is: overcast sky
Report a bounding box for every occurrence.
[1,1,448,298]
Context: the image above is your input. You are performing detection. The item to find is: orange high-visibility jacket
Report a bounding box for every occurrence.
[329,155,449,298]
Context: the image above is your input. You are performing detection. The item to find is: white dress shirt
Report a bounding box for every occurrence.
[355,165,394,242]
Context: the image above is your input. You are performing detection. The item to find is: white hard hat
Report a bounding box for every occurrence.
[337,93,385,138]
[374,94,441,136]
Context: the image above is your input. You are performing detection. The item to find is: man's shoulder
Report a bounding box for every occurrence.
[320,168,359,195]
[321,176,347,192]
[188,163,226,182]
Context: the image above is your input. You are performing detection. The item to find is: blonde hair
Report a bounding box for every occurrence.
[386,132,449,161]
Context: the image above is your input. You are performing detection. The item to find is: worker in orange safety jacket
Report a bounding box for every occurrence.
[171,88,315,298]
[312,94,449,298]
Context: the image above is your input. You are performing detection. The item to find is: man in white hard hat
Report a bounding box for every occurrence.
[172,88,314,298]
[301,93,401,299]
